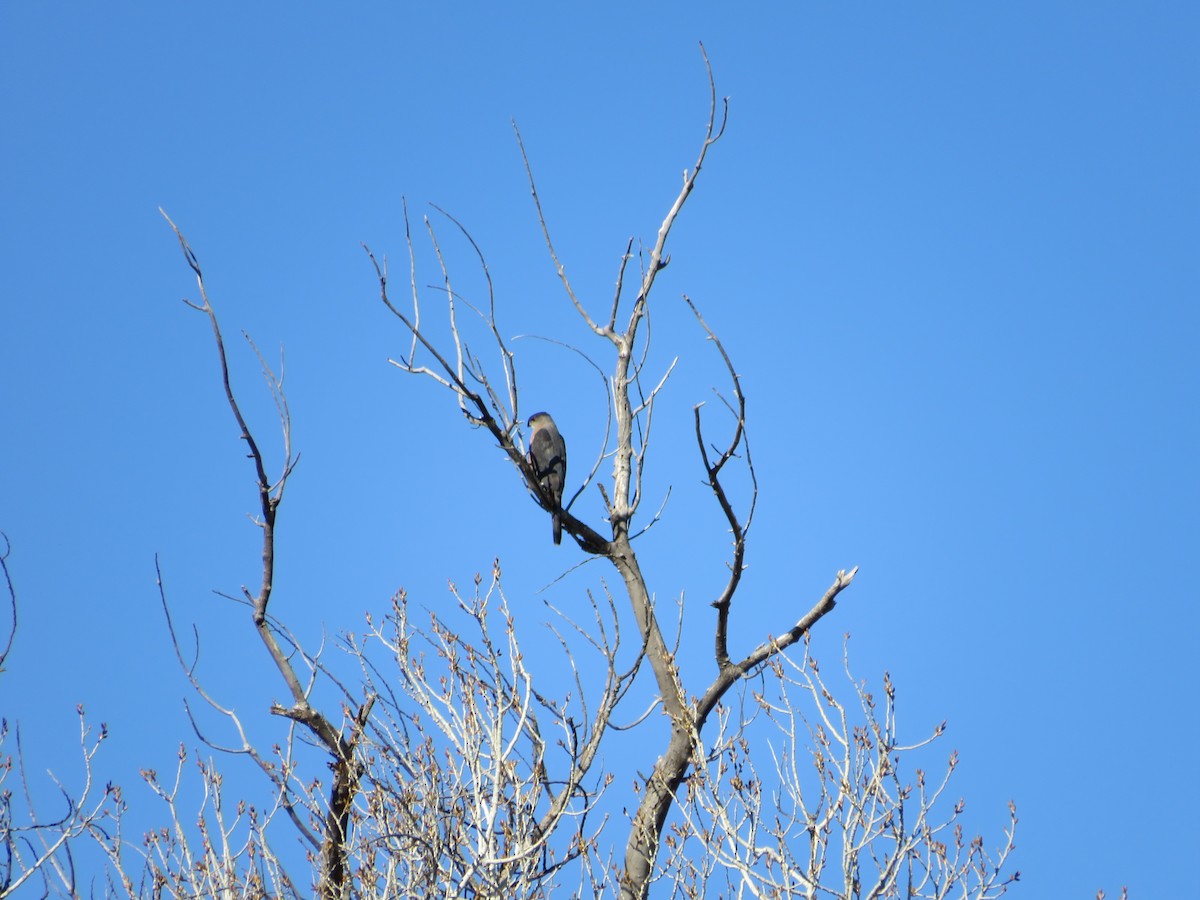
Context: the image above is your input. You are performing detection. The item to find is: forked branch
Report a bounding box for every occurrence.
[628,42,728,334]
[685,294,756,671]
[161,211,373,899]
[367,212,611,555]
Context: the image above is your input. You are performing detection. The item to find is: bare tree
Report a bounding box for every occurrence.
[365,44,861,899]
[0,46,1034,900]
[148,214,376,899]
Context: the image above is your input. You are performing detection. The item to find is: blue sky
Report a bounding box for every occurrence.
[2,2,1196,895]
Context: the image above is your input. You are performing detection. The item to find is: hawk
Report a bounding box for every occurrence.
[527,411,567,544]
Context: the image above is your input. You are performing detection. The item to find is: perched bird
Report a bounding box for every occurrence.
[527,411,567,544]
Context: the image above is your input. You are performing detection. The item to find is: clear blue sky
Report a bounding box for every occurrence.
[2,3,1196,896]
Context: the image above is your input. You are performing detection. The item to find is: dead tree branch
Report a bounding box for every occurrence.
[160,210,373,898]
[368,43,857,900]
[366,213,611,556]
[0,534,15,676]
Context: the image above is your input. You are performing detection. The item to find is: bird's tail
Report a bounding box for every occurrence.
[552,512,562,545]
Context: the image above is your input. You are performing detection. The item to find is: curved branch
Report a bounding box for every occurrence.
[430,204,520,427]
[0,533,16,674]
[684,294,755,670]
